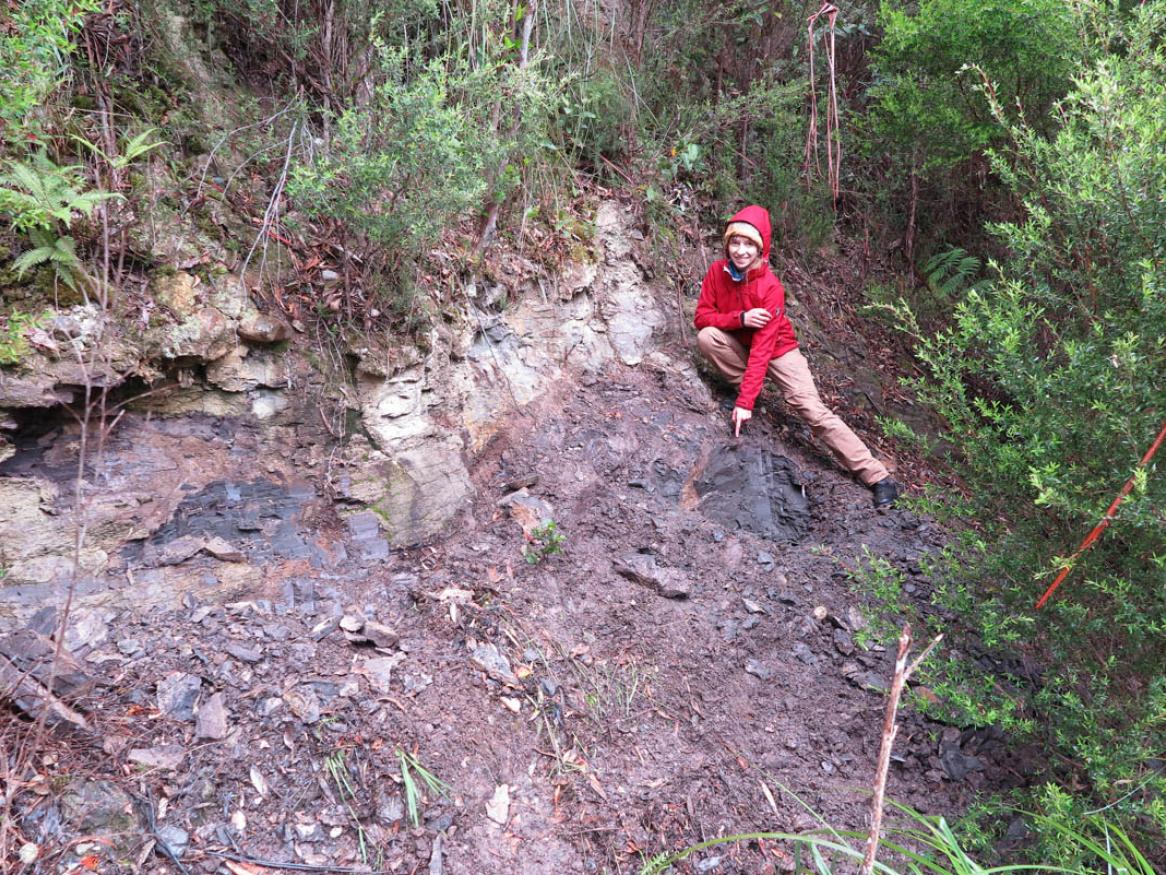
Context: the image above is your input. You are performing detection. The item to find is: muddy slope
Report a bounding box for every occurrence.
[6,340,1030,874]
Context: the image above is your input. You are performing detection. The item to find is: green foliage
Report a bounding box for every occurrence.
[195,0,439,101]
[0,309,52,367]
[0,0,99,145]
[638,792,1158,874]
[0,151,120,235]
[0,151,121,293]
[396,747,449,829]
[72,128,166,171]
[523,520,565,565]
[924,246,983,299]
[845,546,907,647]
[894,0,1166,842]
[861,0,1081,260]
[556,66,633,167]
[286,14,557,309]
[324,749,371,862]
[868,0,1077,173]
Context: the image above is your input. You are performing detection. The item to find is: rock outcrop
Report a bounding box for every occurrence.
[0,201,675,627]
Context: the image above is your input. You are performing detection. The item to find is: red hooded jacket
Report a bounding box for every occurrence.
[694,205,798,411]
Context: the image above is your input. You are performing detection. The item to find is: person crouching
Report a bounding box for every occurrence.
[694,204,901,507]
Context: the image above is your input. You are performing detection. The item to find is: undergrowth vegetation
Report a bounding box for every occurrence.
[2,0,1165,868]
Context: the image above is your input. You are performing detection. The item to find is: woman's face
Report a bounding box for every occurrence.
[728,235,762,272]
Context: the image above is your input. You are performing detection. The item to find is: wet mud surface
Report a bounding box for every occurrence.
[5,352,1036,874]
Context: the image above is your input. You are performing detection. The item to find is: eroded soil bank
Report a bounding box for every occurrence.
[5,339,1033,874]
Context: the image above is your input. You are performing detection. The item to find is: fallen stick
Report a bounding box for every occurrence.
[0,653,91,733]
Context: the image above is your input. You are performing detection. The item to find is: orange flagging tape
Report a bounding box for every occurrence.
[1035,418,1166,609]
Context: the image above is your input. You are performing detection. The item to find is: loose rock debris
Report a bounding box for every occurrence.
[1,354,1039,875]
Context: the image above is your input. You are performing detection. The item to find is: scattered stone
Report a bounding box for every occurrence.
[812,605,828,621]
[117,639,142,656]
[696,856,723,873]
[157,672,202,720]
[756,551,775,570]
[500,473,538,492]
[500,696,521,713]
[250,766,270,797]
[742,597,766,615]
[820,760,835,775]
[359,653,407,694]
[377,796,405,826]
[310,617,341,641]
[939,733,985,781]
[848,606,868,632]
[153,535,206,566]
[128,745,186,771]
[340,614,365,633]
[155,825,189,859]
[792,643,817,665]
[283,686,321,723]
[485,784,510,824]
[238,313,291,344]
[60,780,135,836]
[744,659,773,681]
[612,553,691,600]
[470,643,520,686]
[768,588,798,606]
[294,822,323,841]
[203,536,245,562]
[263,623,291,641]
[403,673,433,696]
[832,628,855,656]
[841,662,890,693]
[64,609,113,652]
[497,489,555,536]
[363,621,399,649]
[195,692,229,740]
[430,833,444,875]
[225,642,263,663]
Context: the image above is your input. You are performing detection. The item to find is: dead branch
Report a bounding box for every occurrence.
[860,624,943,875]
[0,653,91,733]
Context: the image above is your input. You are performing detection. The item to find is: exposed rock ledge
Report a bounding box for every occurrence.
[0,201,677,625]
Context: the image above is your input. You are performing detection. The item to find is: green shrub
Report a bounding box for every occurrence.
[897,0,1166,845]
[860,0,1081,255]
[523,520,565,565]
[0,0,99,146]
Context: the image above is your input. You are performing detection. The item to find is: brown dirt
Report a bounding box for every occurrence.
[3,336,1035,875]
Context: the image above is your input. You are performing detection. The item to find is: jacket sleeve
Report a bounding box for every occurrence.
[694,265,743,331]
[735,276,785,411]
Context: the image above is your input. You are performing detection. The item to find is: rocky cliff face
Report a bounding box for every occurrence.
[0,200,671,628]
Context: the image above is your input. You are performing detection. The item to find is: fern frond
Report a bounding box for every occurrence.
[119,128,165,164]
[12,246,55,275]
[47,236,78,263]
[924,246,981,297]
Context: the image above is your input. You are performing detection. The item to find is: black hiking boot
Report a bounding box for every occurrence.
[871,477,901,508]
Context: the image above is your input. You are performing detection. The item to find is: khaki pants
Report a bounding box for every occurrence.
[697,326,889,486]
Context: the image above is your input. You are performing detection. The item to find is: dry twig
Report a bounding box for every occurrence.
[860,624,942,875]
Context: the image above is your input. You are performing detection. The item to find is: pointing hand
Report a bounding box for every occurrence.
[732,406,752,437]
